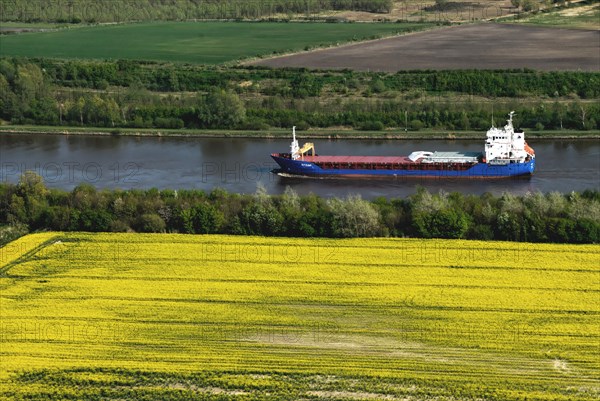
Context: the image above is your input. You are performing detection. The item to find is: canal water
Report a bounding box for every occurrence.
[1,134,598,199]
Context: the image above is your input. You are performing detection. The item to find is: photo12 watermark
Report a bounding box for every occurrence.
[0,161,141,185]
[1,320,140,343]
[200,162,277,184]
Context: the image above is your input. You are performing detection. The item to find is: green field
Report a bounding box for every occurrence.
[1,233,599,400]
[0,21,432,64]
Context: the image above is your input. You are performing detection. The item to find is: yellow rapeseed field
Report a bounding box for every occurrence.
[1,233,599,400]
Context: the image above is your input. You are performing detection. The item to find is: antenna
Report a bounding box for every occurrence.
[491,103,495,127]
[507,111,515,128]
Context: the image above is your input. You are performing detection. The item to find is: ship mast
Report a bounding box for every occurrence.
[290,126,300,160]
[289,126,315,160]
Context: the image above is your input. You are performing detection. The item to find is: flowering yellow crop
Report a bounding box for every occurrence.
[1,233,599,400]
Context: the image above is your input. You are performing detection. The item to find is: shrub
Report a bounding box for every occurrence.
[138,213,166,233]
[409,119,424,131]
[328,195,381,237]
[359,120,384,131]
[413,208,469,239]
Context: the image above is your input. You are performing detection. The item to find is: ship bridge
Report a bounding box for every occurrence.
[485,111,535,163]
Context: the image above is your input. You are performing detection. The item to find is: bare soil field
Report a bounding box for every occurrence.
[274,1,519,22]
[251,23,600,71]
[0,27,50,34]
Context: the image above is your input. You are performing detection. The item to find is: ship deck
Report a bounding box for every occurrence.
[272,152,486,173]
[296,155,415,164]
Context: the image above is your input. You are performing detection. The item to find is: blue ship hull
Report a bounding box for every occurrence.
[272,155,535,178]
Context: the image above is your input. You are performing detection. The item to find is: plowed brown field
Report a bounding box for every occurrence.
[251,23,600,71]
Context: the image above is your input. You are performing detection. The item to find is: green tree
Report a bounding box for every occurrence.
[14,171,49,226]
[297,193,332,237]
[328,195,381,237]
[278,186,303,236]
[14,64,46,102]
[521,0,538,11]
[413,208,469,239]
[0,74,18,120]
[291,73,323,98]
[409,119,424,131]
[546,218,573,242]
[7,194,27,225]
[138,213,166,233]
[78,209,113,232]
[16,171,48,201]
[70,183,97,210]
[571,219,599,243]
[41,206,74,231]
[239,186,283,235]
[198,89,246,128]
[371,79,386,94]
[178,208,195,234]
[240,201,283,235]
[192,203,224,234]
[411,188,449,215]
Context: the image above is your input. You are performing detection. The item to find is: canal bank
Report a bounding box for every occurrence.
[1,125,599,140]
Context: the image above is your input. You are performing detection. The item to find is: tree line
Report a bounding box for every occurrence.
[1,172,598,245]
[32,59,600,98]
[1,0,394,23]
[1,58,598,132]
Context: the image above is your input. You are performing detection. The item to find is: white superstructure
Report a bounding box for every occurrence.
[484,111,534,163]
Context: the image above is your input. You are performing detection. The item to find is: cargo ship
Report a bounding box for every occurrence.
[271,112,535,178]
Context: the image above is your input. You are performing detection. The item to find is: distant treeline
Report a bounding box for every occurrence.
[1,58,599,132]
[1,172,599,245]
[34,59,600,98]
[1,0,393,23]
